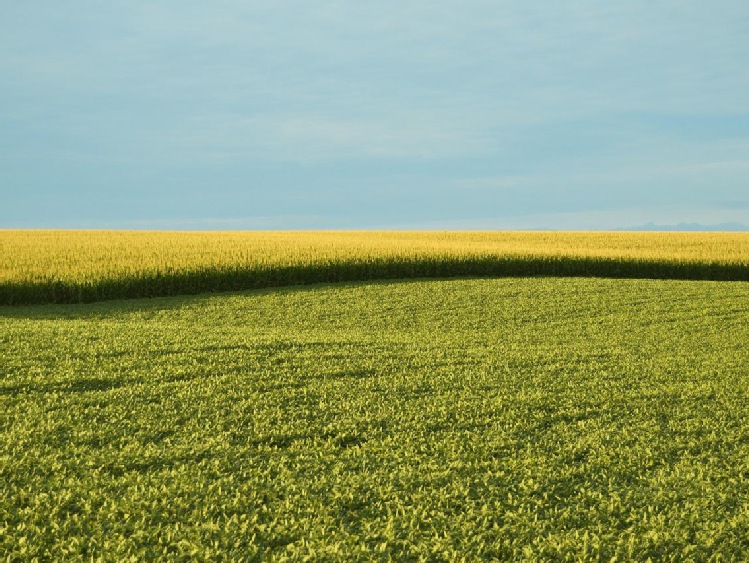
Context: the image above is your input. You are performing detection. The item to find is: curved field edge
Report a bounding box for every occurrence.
[3,255,749,305]
[4,230,749,304]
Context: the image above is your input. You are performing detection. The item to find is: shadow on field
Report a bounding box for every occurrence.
[3,255,748,308]
[2,269,747,322]
[0,276,462,320]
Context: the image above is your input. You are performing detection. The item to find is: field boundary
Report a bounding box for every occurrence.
[3,255,749,305]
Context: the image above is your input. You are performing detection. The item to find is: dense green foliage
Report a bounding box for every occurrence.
[3,230,749,304]
[3,278,749,559]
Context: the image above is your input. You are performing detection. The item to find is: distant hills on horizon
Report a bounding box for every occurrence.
[621,222,749,232]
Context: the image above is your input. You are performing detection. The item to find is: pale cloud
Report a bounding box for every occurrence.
[164,111,496,162]
[454,176,537,190]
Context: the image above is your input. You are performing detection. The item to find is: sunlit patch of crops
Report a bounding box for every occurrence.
[2,277,749,559]
[2,230,749,304]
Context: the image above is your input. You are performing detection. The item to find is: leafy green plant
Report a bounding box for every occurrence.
[3,277,749,559]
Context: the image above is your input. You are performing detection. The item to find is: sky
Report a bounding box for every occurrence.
[2,1,748,230]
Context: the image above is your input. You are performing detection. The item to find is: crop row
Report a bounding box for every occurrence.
[2,230,749,304]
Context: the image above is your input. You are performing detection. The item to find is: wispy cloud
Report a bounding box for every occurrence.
[161,109,497,163]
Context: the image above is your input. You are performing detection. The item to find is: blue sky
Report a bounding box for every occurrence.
[2,1,748,230]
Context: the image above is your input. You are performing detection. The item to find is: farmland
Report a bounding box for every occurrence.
[3,276,749,559]
[2,230,749,304]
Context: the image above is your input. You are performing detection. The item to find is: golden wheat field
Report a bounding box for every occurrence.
[2,230,749,304]
[4,230,749,282]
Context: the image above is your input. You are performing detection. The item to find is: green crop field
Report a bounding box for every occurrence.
[3,275,749,560]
